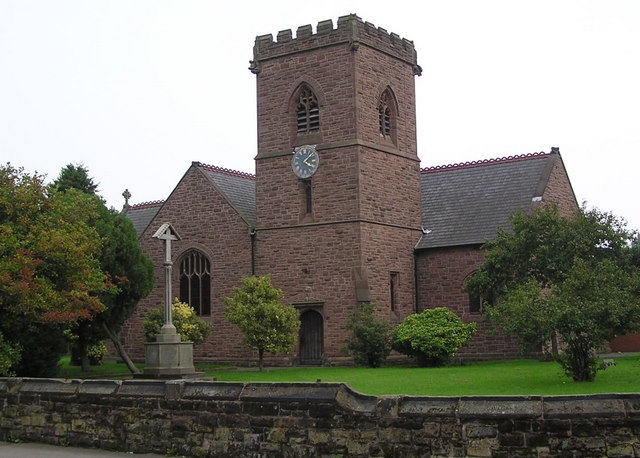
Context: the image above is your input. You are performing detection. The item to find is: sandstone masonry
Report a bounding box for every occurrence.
[2,378,639,457]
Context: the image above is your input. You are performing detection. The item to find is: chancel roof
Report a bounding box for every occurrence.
[195,162,256,227]
[125,162,256,238]
[416,151,558,250]
[126,201,163,238]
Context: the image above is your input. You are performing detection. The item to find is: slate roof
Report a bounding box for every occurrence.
[126,152,563,247]
[126,201,163,238]
[195,162,256,227]
[416,152,556,250]
[125,162,256,238]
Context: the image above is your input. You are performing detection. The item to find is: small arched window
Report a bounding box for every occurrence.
[296,85,320,134]
[469,292,482,314]
[179,250,211,316]
[377,88,396,143]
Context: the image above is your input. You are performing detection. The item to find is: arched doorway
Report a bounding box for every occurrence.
[299,310,323,365]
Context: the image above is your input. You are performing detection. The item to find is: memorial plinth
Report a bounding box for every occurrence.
[141,223,201,379]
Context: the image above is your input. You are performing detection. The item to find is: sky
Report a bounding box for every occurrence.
[1,1,638,231]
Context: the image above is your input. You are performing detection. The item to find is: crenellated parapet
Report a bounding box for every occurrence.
[249,14,421,75]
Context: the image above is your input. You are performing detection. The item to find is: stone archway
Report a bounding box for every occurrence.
[299,309,323,365]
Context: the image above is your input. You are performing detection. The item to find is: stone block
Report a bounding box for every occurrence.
[544,395,626,418]
[398,396,458,416]
[464,424,497,439]
[20,378,80,395]
[459,396,542,419]
[117,380,166,397]
[607,444,636,457]
[78,380,121,395]
[143,341,197,378]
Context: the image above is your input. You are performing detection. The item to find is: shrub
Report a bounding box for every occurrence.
[10,322,68,377]
[343,303,391,367]
[224,276,300,371]
[87,342,108,365]
[0,332,20,376]
[392,307,476,367]
[143,299,211,345]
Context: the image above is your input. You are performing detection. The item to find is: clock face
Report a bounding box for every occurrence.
[292,145,319,179]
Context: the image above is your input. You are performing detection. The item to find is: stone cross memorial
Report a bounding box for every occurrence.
[142,222,199,378]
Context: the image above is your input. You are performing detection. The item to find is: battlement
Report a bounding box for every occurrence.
[250,14,420,74]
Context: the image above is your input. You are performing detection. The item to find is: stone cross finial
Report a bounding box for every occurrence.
[122,189,131,212]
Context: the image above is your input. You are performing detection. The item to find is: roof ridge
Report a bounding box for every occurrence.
[194,161,256,180]
[129,200,165,209]
[420,152,551,174]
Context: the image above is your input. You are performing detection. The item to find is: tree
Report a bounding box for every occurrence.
[0,332,20,377]
[467,205,640,381]
[343,303,391,367]
[0,164,110,376]
[53,163,99,195]
[224,276,300,371]
[392,308,476,367]
[52,164,154,373]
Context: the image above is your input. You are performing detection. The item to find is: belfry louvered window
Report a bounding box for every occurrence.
[378,90,393,139]
[296,86,320,134]
[179,250,211,316]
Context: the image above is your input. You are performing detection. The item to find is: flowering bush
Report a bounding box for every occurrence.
[87,342,108,365]
[143,299,211,345]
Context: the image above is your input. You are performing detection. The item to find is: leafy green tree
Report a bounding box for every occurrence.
[467,206,640,381]
[0,164,109,376]
[343,303,391,367]
[0,332,20,376]
[143,299,211,345]
[52,164,154,373]
[53,163,99,195]
[224,276,300,371]
[392,308,476,367]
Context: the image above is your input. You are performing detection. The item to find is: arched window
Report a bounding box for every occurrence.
[179,250,211,316]
[469,291,482,314]
[296,85,320,134]
[377,88,396,143]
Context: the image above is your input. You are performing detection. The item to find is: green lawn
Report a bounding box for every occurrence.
[205,355,640,396]
[56,354,640,396]
[56,356,143,379]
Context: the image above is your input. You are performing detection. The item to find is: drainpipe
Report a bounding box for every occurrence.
[413,249,419,313]
[249,228,257,276]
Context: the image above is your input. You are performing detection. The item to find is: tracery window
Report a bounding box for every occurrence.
[378,88,396,142]
[179,250,211,316]
[296,85,320,134]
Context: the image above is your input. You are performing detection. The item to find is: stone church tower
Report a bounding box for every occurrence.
[250,15,423,364]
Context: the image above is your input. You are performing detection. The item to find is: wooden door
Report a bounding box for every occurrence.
[299,310,323,365]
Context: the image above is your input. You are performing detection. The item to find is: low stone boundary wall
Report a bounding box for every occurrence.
[1,377,639,457]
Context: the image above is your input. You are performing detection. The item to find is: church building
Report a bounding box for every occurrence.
[121,15,578,365]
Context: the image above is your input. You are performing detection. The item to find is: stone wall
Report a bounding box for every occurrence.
[1,378,639,457]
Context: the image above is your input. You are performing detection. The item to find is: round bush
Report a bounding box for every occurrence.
[392,307,476,366]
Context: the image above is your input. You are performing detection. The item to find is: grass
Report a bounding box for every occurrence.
[205,355,640,396]
[56,356,143,379]
[56,356,230,379]
[55,354,640,397]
